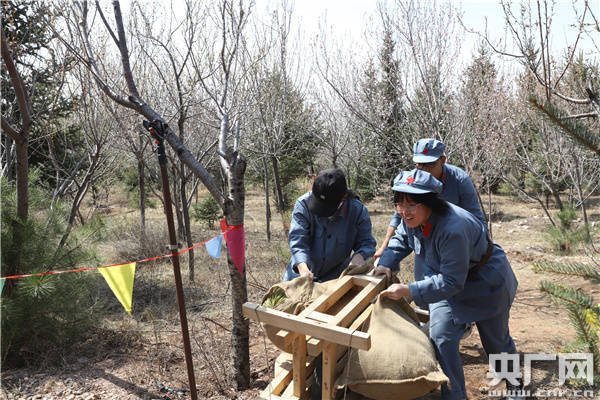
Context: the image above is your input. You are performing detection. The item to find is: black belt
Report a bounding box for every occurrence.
[467,238,493,280]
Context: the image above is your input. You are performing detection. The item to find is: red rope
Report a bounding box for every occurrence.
[0,225,236,280]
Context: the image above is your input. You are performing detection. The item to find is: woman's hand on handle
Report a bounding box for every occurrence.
[379,283,410,301]
[296,262,314,281]
[371,264,392,281]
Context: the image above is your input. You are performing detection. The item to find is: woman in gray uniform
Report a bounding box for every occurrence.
[374,169,521,400]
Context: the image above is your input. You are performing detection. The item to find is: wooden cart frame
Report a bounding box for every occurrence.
[243,274,387,400]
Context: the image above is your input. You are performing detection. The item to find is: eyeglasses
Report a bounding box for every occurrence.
[394,202,420,213]
[415,160,439,171]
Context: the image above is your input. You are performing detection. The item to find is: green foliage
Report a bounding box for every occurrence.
[538,281,595,309]
[529,95,600,158]
[538,280,600,373]
[2,0,81,187]
[252,71,321,202]
[193,196,222,229]
[353,168,378,202]
[528,83,600,373]
[1,178,103,366]
[117,165,157,210]
[497,181,516,196]
[533,261,600,282]
[357,31,409,192]
[373,29,406,178]
[281,179,305,211]
[262,287,287,309]
[566,305,600,373]
[545,205,589,254]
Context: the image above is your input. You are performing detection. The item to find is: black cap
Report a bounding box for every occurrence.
[309,168,348,217]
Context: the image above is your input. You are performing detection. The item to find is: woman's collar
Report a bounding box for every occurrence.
[421,211,442,237]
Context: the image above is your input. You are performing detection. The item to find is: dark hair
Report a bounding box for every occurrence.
[393,191,449,215]
[346,189,359,201]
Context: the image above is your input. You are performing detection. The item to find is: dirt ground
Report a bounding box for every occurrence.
[1,191,598,400]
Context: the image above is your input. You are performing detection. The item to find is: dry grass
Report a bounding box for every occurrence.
[3,184,598,399]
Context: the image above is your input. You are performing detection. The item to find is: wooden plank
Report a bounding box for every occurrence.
[304,277,383,357]
[274,275,380,349]
[243,303,371,350]
[306,311,334,324]
[351,274,385,286]
[292,334,307,397]
[349,302,373,331]
[260,295,377,400]
[275,276,355,347]
[330,276,384,328]
[270,366,294,396]
[259,392,288,400]
[306,303,373,357]
[321,341,337,400]
[414,307,430,323]
[281,375,312,399]
[263,357,315,399]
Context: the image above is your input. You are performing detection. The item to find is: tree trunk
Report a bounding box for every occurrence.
[56,164,93,253]
[180,161,195,281]
[138,157,146,245]
[223,153,249,390]
[1,141,16,179]
[171,163,185,237]
[14,136,28,223]
[263,156,271,242]
[550,184,564,211]
[3,131,28,296]
[572,155,591,241]
[487,186,493,240]
[271,155,285,211]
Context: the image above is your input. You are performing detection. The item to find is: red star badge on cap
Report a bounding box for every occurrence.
[407,176,415,184]
[423,148,429,154]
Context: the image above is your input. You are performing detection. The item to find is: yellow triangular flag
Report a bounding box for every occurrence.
[99,262,136,315]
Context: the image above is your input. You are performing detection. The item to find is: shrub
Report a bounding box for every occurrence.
[546,205,589,254]
[117,165,157,210]
[110,218,169,263]
[193,196,221,229]
[1,178,102,367]
[497,181,515,196]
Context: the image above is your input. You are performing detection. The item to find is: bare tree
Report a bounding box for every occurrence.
[244,2,320,240]
[455,45,513,234]
[1,27,30,218]
[52,0,252,388]
[52,63,118,252]
[380,0,463,145]
[130,0,206,280]
[467,0,599,222]
[1,23,31,292]
[316,0,465,194]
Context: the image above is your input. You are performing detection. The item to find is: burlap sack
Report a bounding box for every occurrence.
[260,276,340,353]
[336,297,448,399]
[259,259,383,353]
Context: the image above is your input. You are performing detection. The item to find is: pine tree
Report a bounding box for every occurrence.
[2,0,80,188]
[529,95,600,374]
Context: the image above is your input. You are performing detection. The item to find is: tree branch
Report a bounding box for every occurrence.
[1,31,31,134]
[561,112,598,120]
[1,116,20,142]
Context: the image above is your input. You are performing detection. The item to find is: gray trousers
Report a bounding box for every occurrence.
[429,300,517,400]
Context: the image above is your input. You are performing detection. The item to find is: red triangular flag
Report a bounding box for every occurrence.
[220,218,245,275]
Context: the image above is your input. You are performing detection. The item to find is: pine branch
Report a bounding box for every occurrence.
[528,95,600,158]
[532,261,600,281]
[539,281,594,309]
[566,305,600,373]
